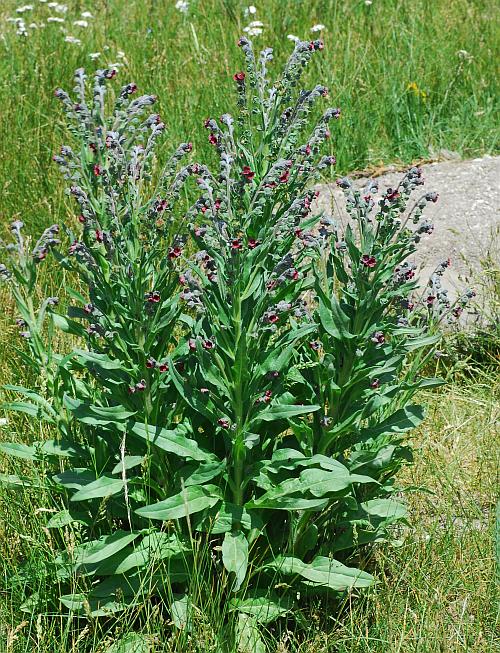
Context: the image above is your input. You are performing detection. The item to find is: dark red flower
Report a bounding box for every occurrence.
[248,239,259,249]
[93,163,102,176]
[267,313,279,324]
[231,239,243,250]
[168,247,182,260]
[188,339,197,351]
[95,229,104,243]
[279,170,290,184]
[361,254,376,268]
[295,228,303,238]
[78,215,86,224]
[370,378,380,389]
[202,340,214,350]
[89,143,97,153]
[218,418,230,428]
[242,166,255,182]
[135,379,147,391]
[214,199,222,211]
[309,341,320,351]
[146,357,156,369]
[158,362,168,373]
[208,133,218,145]
[233,71,246,83]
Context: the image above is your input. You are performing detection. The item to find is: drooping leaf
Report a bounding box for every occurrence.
[255,403,320,423]
[267,555,374,590]
[63,395,135,427]
[60,531,141,567]
[229,593,294,625]
[0,442,36,460]
[131,421,212,462]
[135,485,221,521]
[112,456,145,475]
[70,475,125,502]
[361,498,407,520]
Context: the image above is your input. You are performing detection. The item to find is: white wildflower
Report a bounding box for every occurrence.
[365,0,373,5]
[64,35,81,44]
[81,10,93,18]
[89,52,100,60]
[47,16,64,22]
[244,27,263,36]
[16,5,34,13]
[0,418,9,427]
[117,50,126,59]
[287,34,300,42]
[29,22,38,28]
[107,62,121,68]
[244,5,257,16]
[243,20,264,36]
[175,0,189,13]
[310,24,326,32]
[73,20,88,27]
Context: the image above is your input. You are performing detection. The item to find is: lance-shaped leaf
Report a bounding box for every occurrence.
[58,531,141,567]
[131,421,212,462]
[266,555,374,590]
[229,592,294,625]
[64,395,135,427]
[253,402,320,424]
[222,530,249,592]
[70,475,125,502]
[135,484,221,521]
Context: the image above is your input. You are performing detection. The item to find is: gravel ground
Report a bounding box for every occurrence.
[316,156,500,301]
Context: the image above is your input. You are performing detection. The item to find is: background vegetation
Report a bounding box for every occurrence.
[0,0,498,651]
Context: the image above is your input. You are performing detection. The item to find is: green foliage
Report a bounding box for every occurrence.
[0,36,456,646]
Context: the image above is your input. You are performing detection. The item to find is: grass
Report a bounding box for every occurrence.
[0,0,499,236]
[0,0,499,651]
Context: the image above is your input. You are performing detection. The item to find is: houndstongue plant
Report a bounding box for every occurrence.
[0,38,456,646]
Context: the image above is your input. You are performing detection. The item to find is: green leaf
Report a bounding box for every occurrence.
[52,468,96,490]
[229,593,294,625]
[70,475,125,502]
[195,502,262,534]
[39,439,88,459]
[112,456,145,475]
[171,594,192,631]
[222,530,249,592]
[0,473,39,489]
[2,385,57,416]
[267,555,374,590]
[317,285,355,340]
[136,484,221,521]
[105,633,150,653]
[46,509,89,529]
[94,532,188,575]
[359,405,424,440]
[361,498,407,520]
[61,531,141,567]
[237,614,266,653]
[1,401,53,421]
[64,396,135,426]
[179,460,226,486]
[0,442,36,460]
[131,421,211,462]
[256,403,320,422]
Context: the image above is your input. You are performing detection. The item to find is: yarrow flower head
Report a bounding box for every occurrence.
[310,24,326,33]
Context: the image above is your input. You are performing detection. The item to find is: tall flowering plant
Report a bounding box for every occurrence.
[0,39,456,646]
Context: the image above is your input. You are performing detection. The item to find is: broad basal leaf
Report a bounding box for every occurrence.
[222,530,249,592]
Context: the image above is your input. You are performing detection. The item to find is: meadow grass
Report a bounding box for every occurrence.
[0,0,498,236]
